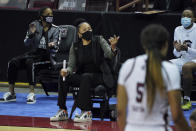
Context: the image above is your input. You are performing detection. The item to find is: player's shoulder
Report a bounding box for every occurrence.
[121,54,146,70]
[162,61,181,91]
[123,55,146,65]
[193,23,196,29]
[136,54,147,62]
[120,58,134,72]
[123,58,135,66]
[162,61,179,73]
[174,25,184,32]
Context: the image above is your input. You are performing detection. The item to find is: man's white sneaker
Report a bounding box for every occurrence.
[74,111,92,122]
[0,92,16,102]
[50,110,68,121]
[27,93,36,104]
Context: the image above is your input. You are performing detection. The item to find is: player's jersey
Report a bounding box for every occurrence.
[118,54,181,131]
[173,23,196,59]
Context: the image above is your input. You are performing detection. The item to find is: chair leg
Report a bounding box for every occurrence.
[41,83,49,96]
[69,101,77,119]
[101,97,110,120]
[44,89,49,96]
[100,102,105,121]
[109,104,117,121]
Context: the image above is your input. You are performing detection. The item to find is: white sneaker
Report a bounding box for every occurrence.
[27,93,36,104]
[74,111,92,122]
[50,109,68,121]
[0,92,16,102]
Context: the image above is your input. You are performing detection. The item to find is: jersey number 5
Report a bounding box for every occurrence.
[136,83,144,103]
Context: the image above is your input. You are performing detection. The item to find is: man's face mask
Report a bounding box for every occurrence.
[42,16,53,24]
[181,17,192,28]
[81,30,93,41]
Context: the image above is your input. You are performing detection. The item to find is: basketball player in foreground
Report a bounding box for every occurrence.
[117,24,190,131]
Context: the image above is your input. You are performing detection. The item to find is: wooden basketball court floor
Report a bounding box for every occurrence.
[0,115,118,131]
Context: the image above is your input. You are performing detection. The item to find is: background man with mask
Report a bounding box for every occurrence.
[0,7,59,104]
[170,8,196,111]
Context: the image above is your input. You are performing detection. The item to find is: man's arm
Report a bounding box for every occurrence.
[66,44,76,75]
[24,21,37,47]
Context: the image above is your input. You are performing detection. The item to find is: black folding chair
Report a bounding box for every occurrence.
[69,48,121,121]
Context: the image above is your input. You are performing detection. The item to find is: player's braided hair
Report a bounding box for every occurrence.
[141,24,169,113]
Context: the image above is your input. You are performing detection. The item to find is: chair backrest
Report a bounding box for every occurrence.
[50,25,77,69]
[28,0,58,9]
[85,0,115,11]
[0,0,27,9]
[58,25,77,53]
[58,0,86,11]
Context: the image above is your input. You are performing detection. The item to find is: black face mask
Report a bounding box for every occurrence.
[82,31,93,41]
[42,16,53,24]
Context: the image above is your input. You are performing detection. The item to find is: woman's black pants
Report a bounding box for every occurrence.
[58,73,103,111]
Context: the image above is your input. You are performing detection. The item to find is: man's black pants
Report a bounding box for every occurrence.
[8,49,50,85]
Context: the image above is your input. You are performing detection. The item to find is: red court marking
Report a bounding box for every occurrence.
[0,115,118,131]
[0,115,176,131]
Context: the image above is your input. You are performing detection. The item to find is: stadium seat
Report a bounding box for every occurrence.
[58,0,86,11]
[27,0,59,9]
[85,0,116,11]
[0,0,27,9]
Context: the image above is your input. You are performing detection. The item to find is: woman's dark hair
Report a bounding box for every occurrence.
[183,7,195,17]
[140,24,169,113]
[73,18,90,41]
[73,18,87,27]
[73,18,89,32]
[38,6,51,19]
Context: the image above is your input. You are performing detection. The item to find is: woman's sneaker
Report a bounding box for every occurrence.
[74,111,92,122]
[0,92,16,102]
[50,110,68,121]
[182,99,192,111]
[27,93,36,104]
